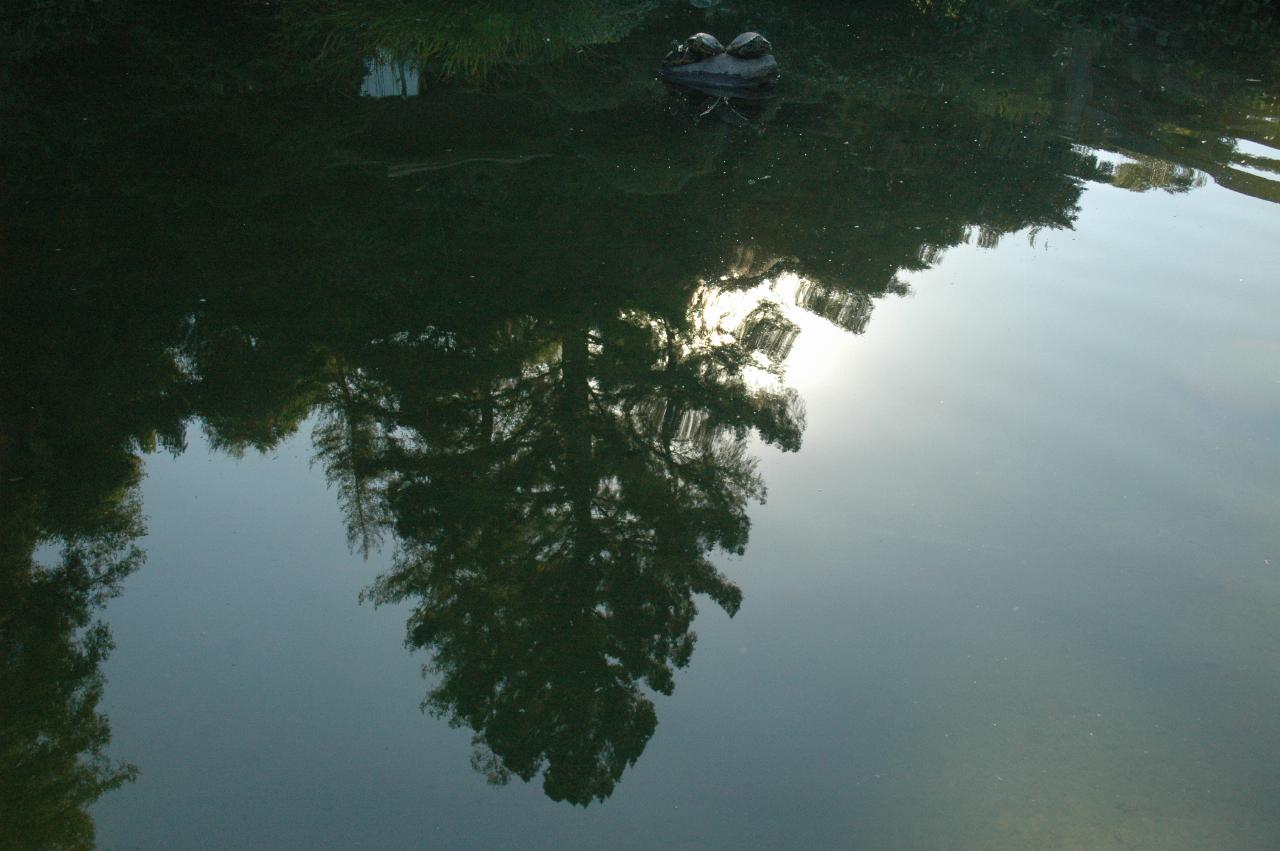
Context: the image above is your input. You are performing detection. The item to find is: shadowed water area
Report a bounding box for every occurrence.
[3,0,1279,847]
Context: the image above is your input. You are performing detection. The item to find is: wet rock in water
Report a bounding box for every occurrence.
[659,52,780,93]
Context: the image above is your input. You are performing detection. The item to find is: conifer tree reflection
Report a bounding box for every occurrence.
[0,540,140,851]
[330,300,802,804]
[0,218,183,847]
[0,459,142,849]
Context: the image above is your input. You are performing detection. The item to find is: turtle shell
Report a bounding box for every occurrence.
[726,32,771,58]
[684,32,725,59]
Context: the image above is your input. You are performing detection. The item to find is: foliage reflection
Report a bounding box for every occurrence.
[332,304,801,802]
[2,0,1278,826]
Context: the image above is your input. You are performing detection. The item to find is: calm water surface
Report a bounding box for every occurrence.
[3,2,1279,848]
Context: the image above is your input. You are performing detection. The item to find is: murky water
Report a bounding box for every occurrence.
[3,1,1279,847]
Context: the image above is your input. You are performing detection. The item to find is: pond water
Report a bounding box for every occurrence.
[4,1,1280,848]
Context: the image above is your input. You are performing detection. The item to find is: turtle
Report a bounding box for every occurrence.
[664,32,725,66]
[726,31,772,58]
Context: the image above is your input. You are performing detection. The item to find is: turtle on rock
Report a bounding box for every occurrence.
[664,32,725,65]
[726,32,771,58]
[658,28,779,95]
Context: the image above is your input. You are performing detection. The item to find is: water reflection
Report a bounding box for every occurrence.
[0,415,145,847]
[3,0,1279,833]
[361,51,419,98]
[0,540,140,850]
[325,303,801,802]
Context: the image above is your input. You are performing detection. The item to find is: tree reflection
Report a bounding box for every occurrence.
[315,299,802,803]
[0,211,185,844]
[2,0,1278,823]
[0,543,140,850]
[0,436,144,848]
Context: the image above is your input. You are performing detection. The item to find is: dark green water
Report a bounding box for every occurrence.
[3,1,1279,847]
